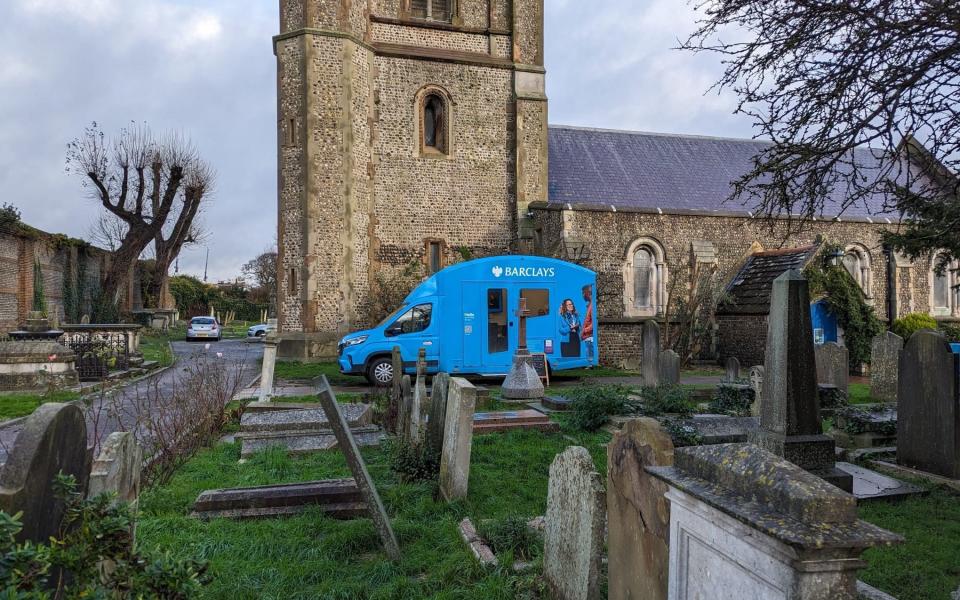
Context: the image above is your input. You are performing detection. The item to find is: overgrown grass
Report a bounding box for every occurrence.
[0,390,81,420]
[551,366,638,379]
[273,361,367,386]
[859,484,960,599]
[138,425,610,598]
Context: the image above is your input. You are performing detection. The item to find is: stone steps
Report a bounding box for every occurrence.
[472,410,559,434]
[191,478,367,520]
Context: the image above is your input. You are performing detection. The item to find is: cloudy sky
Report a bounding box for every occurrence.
[0,0,753,282]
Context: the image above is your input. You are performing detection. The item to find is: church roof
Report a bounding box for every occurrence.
[545,125,895,221]
[718,245,820,316]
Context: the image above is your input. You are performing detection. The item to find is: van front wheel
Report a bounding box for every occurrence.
[366,357,394,387]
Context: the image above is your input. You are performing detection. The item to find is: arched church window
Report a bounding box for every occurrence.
[421,93,447,155]
[411,0,452,22]
[842,244,872,297]
[623,237,667,318]
[930,252,958,317]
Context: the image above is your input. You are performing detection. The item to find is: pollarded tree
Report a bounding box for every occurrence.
[683,1,960,270]
[67,123,213,318]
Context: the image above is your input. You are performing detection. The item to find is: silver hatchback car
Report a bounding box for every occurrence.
[186,316,222,341]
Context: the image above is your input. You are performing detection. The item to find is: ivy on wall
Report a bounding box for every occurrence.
[804,244,883,367]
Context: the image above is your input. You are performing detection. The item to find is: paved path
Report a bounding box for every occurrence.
[0,338,262,464]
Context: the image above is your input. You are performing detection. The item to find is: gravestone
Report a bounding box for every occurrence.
[544,446,605,600]
[748,270,852,492]
[898,330,960,478]
[642,320,661,386]
[439,377,477,501]
[425,372,450,462]
[607,418,674,600]
[472,409,559,434]
[315,376,401,560]
[87,432,142,506]
[191,479,366,520]
[258,332,279,402]
[724,356,740,382]
[502,298,546,400]
[647,444,902,600]
[399,374,413,441]
[748,365,764,416]
[871,332,903,404]
[80,314,90,324]
[816,341,849,392]
[411,348,428,437]
[658,350,680,385]
[391,346,402,398]
[0,403,90,543]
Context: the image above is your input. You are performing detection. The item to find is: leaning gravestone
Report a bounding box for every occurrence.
[748,270,852,492]
[413,348,428,433]
[424,372,450,463]
[725,356,740,382]
[871,332,903,404]
[607,418,674,600]
[544,446,605,600]
[647,444,902,600]
[258,332,279,402]
[439,377,477,501]
[315,376,401,560]
[399,374,413,441]
[815,341,849,392]
[87,432,142,506]
[642,320,661,386]
[0,403,90,543]
[658,350,680,385]
[898,330,960,479]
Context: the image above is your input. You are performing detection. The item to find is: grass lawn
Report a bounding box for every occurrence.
[138,424,611,599]
[859,484,960,599]
[140,333,175,367]
[848,382,881,405]
[0,390,81,420]
[273,361,368,386]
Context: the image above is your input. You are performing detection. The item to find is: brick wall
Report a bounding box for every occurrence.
[716,314,768,368]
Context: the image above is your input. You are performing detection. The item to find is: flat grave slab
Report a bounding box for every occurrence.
[240,404,372,433]
[835,462,925,501]
[244,401,323,413]
[681,415,760,444]
[191,478,367,520]
[527,396,573,414]
[239,426,384,458]
[473,409,559,434]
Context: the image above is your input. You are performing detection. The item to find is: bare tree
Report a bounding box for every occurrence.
[67,123,213,316]
[89,213,127,252]
[683,1,960,267]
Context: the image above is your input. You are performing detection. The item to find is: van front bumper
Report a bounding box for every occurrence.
[338,355,364,376]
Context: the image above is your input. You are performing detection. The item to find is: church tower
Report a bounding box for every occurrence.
[274,0,547,359]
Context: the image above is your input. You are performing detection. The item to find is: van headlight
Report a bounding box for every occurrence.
[341,336,368,348]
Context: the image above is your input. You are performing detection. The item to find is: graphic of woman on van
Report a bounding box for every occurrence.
[558,299,581,357]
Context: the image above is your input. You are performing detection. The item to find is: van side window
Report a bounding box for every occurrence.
[387,303,432,336]
[487,289,508,353]
[520,289,549,317]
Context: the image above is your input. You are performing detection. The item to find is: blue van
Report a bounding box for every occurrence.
[338,256,599,385]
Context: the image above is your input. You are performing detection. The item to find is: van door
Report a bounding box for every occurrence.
[383,302,439,374]
[462,284,511,374]
[462,282,483,370]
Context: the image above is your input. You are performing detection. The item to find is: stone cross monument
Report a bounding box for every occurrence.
[501,298,545,400]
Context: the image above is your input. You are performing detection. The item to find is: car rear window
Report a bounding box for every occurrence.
[192,318,216,325]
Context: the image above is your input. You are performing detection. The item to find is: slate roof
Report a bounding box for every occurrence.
[719,246,819,315]
[546,125,894,220]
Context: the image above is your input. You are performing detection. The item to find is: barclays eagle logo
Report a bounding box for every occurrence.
[491,266,503,278]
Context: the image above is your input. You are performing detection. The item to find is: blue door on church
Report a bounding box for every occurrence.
[810,300,838,345]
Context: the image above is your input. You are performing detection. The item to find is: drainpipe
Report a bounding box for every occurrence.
[883,244,897,324]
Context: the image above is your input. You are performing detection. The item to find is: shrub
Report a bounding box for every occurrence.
[565,384,638,431]
[708,383,755,416]
[478,516,541,561]
[938,322,960,343]
[638,384,693,418]
[891,313,939,341]
[0,474,208,596]
[386,439,439,483]
[0,203,20,228]
[661,418,703,447]
[836,406,897,437]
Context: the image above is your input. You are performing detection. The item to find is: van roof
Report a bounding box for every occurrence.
[403,255,596,303]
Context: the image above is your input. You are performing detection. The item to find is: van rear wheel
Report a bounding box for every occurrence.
[366,357,394,387]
